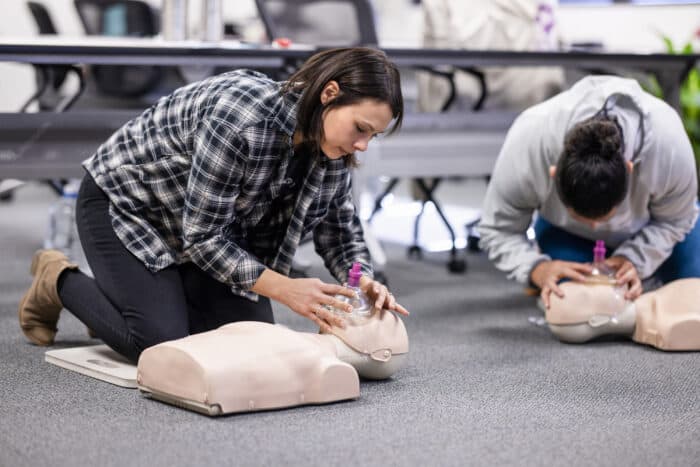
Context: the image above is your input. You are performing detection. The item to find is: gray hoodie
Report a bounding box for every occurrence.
[479,75,698,284]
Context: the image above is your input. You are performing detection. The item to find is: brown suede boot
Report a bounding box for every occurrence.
[18,249,78,346]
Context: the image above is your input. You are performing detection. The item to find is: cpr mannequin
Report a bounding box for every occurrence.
[137,308,408,416]
[545,278,700,350]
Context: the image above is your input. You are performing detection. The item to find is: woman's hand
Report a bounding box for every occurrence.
[280,277,361,331]
[359,276,410,316]
[605,256,643,300]
[530,260,593,309]
[252,270,356,332]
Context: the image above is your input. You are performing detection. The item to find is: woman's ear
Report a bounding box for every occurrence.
[626,160,634,174]
[549,165,556,178]
[320,80,340,105]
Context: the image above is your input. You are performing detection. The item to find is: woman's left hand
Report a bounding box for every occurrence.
[359,276,410,316]
[605,255,643,300]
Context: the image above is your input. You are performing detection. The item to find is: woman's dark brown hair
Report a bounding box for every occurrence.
[282,47,404,166]
[555,117,628,219]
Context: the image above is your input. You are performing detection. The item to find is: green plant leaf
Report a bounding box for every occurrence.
[662,36,675,53]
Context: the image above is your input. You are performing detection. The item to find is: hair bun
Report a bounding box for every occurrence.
[570,119,622,161]
[596,120,623,159]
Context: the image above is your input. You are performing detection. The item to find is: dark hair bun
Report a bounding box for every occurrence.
[565,119,622,161]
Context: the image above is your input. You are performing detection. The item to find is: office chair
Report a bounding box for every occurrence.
[255,0,487,275]
[8,2,87,202]
[366,68,487,273]
[23,2,86,113]
[73,0,163,98]
[26,2,67,94]
[255,0,378,46]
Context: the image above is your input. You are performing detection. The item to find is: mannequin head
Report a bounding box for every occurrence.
[320,308,409,380]
[545,279,700,351]
[546,281,635,343]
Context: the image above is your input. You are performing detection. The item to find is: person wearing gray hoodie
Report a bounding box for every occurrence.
[479,75,699,308]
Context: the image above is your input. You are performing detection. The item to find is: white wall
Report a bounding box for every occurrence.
[0,0,698,111]
[558,4,700,51]
[373,1,700,51]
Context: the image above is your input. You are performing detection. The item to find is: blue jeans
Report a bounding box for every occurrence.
[534,206,700,283]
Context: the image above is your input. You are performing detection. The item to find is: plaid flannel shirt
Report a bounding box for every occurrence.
[83,70,372,301]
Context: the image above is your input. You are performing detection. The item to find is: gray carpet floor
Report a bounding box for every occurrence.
[1,182,698,467]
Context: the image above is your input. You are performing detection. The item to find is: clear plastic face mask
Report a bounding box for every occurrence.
[587,240,628,323]
[325,262,372,319]
[604,283,628,324]
[528,282,630,327]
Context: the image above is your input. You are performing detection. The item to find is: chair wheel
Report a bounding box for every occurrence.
[447,259,466,273]
[407,245,422,259]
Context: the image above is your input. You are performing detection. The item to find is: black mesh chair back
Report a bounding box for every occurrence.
[26,1,69,93]
[255,0,378,46]
[27,1,58,34]
[74,0,162,98]
[74,0,158,36]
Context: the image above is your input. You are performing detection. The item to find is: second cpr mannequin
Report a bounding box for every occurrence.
[545,278,700,351]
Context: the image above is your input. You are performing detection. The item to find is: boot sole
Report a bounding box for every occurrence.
[18,290,53,346]
[18,250,55,346]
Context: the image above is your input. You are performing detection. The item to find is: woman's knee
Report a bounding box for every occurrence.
[131,325,188,355]
[125,305,190,353]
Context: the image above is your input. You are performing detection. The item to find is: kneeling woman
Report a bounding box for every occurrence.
[18,47,408,362]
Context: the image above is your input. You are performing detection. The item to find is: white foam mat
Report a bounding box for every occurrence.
[45,345,137,388]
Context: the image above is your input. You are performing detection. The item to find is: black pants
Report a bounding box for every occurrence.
[57,173,274,362]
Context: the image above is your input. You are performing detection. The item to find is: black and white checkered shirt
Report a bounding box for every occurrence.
[83,70,372,301]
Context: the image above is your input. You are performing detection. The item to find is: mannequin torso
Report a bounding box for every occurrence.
[137,309,409,415]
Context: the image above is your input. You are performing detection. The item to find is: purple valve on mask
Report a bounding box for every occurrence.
[593,240,606,263]
[347,262,363,288]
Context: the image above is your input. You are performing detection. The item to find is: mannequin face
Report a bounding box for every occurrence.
[322,308,409,379]
[326,308,408,357]
[546,281,628,325]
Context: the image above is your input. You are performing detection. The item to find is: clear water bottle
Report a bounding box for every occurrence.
[332,262,372,317]
[45,180,83,263]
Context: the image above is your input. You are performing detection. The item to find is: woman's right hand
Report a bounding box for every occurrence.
[252,269,356,332]
[530,260,593,309]
[278,278,357,332]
